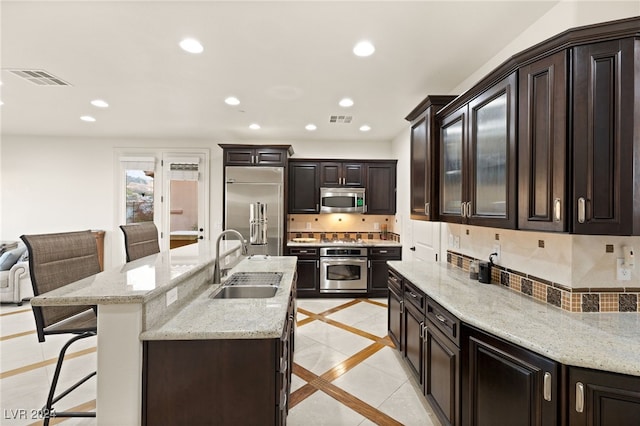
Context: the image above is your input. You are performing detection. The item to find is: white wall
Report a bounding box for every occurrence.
[0,135,393,268]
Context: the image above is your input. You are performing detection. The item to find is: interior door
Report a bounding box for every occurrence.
[163,152,209,251]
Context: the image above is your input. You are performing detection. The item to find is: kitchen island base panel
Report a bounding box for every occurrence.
[96,303,143,426]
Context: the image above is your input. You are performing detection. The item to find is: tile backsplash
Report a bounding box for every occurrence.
[447,250,640,313]
[288,214,395,233]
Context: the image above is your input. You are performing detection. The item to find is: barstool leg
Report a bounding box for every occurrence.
[42,331,97,425]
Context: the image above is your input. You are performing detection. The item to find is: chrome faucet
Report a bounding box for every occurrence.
[213,229,248,284]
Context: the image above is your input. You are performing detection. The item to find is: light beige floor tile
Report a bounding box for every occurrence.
[287,390,366,426]
[331,361,405,408]
[294,342,350,376]
[325,301,386,327]
[351,313,389,337]
[297,320,372,356]
[297,298,354,314]
[377,380,440,426]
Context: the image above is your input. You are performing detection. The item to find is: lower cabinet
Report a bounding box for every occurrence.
[286,247,319,297]
[369,246,402,296]
[387,268,640,426]
[463,325,559,426]
[143,294,295,426]
[568,367,640,426]
[387,269,403,349]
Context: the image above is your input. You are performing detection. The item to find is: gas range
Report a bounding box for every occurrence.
[320,237,365,245]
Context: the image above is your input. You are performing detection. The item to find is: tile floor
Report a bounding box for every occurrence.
[0,298,440,425]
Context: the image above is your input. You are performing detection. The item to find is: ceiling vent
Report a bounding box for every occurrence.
[329,115,353,124]
[7,69,71,86]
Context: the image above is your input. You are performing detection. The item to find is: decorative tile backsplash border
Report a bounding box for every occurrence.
[288,232,400,242]
[447,251,640,313]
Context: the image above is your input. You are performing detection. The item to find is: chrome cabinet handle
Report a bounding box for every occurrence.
[460,203,466,217]
[554,199,561,222]
[435,313,446,323]
[408,291,418,299]
[576,382,584,412]
[544,372,552,401]
[425,202,430,215]
[379,250,388,254]
[466,202,472,219]
[419,321,425,339]
[400,300,404,314]
[578,198,586,223]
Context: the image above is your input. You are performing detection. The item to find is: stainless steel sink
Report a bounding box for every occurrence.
[210,272,283,299]
[211,285,278,299]
[223,272,283,287]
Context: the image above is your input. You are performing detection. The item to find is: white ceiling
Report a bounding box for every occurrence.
[1,1,560,142]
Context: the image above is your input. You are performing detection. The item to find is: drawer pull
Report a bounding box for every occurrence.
[379,250,388,254]
[553,199,561,222]
[408,292,418,299]
[299,250,308,254]
[543,372,552,401]
[419,321,425,338]
[400,300,404,314]
[435,313,447,323]
[577,197,586,224]
[576,382,584,413]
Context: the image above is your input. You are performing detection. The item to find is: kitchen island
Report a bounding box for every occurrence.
[30,241,297,426]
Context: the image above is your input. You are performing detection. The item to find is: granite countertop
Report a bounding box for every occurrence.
[388,260,640,377]
[287,238,401,247]
[140,256,298,340]
[30,240,242,306]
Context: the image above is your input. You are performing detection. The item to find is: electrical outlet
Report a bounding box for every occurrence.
[492,244,501,261]
[305,222,312,230]
[448,234,454,247]
[166,287,178,307]
[374,223,380,231]
[454,235,460,249]
[617,258,632,281]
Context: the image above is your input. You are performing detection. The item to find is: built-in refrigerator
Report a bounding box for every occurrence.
[224,166,284,256]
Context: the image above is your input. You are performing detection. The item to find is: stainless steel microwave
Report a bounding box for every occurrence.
[320,187,366,213]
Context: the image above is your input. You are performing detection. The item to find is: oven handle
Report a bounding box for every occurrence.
[321,257,368,266]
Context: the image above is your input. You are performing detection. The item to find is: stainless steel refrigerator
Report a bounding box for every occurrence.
[224,166,284,256]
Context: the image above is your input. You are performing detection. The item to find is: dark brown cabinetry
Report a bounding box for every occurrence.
[143,292,296,425]
[439,73,518,229]
[518,51,568,232]
[288,162,320,213]
[572,38,640,235]
[220,144,293,167]
[288,159,397,215]
[568,367,640,426]
[368,246,401,296]
[463,325,559,426]
[403,279,425,383]
[320,162,365,187]
[366,161,397,214]
[286,247,319,296]
[406,96,457,221]
[387,268,403,349]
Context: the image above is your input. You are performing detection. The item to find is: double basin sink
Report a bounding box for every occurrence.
[211,272,283,299]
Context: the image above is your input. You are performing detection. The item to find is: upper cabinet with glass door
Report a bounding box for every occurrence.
[439,72,517,229]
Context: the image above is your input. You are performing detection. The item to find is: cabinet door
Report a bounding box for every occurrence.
[295,259,319,295]
[424,322,460,426]
[518,51,567,232]
[465,326,559,426]
[569,367,640,426]
[468,72,517,229]
[387,280,403,350]
[403,301,424,383]
[224,148,255,166]
[369,259,390,292]
[288,162,319,213]
[440,106,467,223]
[255,148,288,167]
[366,162,397,214]
[411,113,430,219]
[342,163,365,186]
[320,162,342,187]
[572,38,637,235]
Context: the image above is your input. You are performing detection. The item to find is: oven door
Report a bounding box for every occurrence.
[319,257,368,293]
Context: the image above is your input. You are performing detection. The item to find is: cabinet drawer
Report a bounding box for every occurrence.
[426,298,460,346]
[404,280,425,314]
[388,269,403,293]
[287,247,319,258]
[369,246,402,259]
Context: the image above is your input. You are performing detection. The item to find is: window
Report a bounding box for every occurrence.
[120,157,156,224]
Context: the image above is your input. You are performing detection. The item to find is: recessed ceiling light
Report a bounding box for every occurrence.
[225,96,240,106]
[305,124,317,131]
[80,115,96,122]
[339,98,354,108]
[179,38,204,54]
[91,99,109,108]
[249,123,261,130]
[353,41,375,57]
[359,125,371,132]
